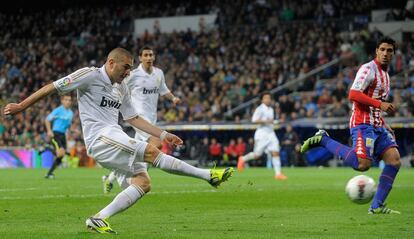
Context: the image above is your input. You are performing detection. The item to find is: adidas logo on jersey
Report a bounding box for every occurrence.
[143,87,159,94]
[99,96,121,109]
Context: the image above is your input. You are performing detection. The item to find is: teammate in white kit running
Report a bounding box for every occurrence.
[102,46,181,194]
[4,48,233,234]
[237,92,287,180]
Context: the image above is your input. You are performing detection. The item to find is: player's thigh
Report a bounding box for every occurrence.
[350,125,376,160]
[266,133,280,154]
[253,137,268,156]
[90,127,148,173]
[373,127,399,162]
[381,147,401,167]
[52,134,67,154]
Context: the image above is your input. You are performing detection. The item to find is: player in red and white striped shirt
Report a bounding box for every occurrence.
[349,54,393,128]
[300,37,401,214]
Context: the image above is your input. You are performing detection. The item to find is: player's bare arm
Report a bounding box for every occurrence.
[126,116,183,145]
[4,83,56,115]
[163,92,181,106]
[45,118,54,138]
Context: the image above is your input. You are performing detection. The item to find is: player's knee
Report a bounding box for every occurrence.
[138,180,151,193]
[389,158,401,169]
[383,148,401,168]
[131,175,151,193]
[144,144,161,163]
[56,148,65,158]
[356,158,371,172]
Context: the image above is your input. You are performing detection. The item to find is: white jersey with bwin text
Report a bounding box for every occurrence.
[252,103,275,138]
[53,66,138,150]
[124,64,170,125]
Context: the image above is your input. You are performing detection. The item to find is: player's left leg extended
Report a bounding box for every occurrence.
[301,127,375,171]
[301,130,362,169]
[145,144,233,188]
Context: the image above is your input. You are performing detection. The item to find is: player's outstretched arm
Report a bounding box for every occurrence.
[126,116,183,146]
[4,83,56,115]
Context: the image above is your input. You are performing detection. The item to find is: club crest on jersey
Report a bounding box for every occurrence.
[143,87,159,94]
[99,96,121,109]
[365,138,374,147]
[58,77,73,87]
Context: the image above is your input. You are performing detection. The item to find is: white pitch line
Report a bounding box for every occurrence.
[0,184,410,200]
[0,187,59,192]
[0,189,221,200]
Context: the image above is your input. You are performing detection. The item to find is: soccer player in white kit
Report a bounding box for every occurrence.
[4,48,233,234]
[237,92,287,180]
[102,46,181,193]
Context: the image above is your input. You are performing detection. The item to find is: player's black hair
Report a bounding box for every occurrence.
[139,46,154,56]
[260,91,272,100]
[376,37,396,52]
[60,94,72,99]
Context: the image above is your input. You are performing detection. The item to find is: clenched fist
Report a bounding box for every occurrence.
[380,102,396,114]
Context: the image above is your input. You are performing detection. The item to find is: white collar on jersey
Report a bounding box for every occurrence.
[99,65,113,85]
[138,63,154,75]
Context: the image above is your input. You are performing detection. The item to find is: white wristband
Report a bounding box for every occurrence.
[160,131,168,141]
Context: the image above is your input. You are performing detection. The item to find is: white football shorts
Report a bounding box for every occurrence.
[254,132,280,155]
[89,126,149,189]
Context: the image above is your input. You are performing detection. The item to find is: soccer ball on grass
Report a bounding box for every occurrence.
[345,175,376,204]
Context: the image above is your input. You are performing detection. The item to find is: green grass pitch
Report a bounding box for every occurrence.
[0,167,412,238]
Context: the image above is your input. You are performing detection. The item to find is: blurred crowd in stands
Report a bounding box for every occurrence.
[1,0,414,167]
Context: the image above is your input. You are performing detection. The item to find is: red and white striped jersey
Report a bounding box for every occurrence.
[349,59,390,128]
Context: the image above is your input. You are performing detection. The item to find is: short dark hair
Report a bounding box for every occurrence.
[376,37,396,52]
[108,47,133,61]
[139,46,154,56]
[260,91,271,100]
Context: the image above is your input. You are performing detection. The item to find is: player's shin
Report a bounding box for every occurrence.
[371,164,399,209]
[272,156,281,175]
[46,156,63,176]
[152,153,210,181]
[95,184,145,219]
[242,152,256,162]
[107,171,116,183]
[320,136,359,169]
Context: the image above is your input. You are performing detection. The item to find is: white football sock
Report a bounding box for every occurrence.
[153,153,210,181]
[272,156,281,176]
[95,184,145,219]
[242,152,256,163]
[107,171,116,183]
